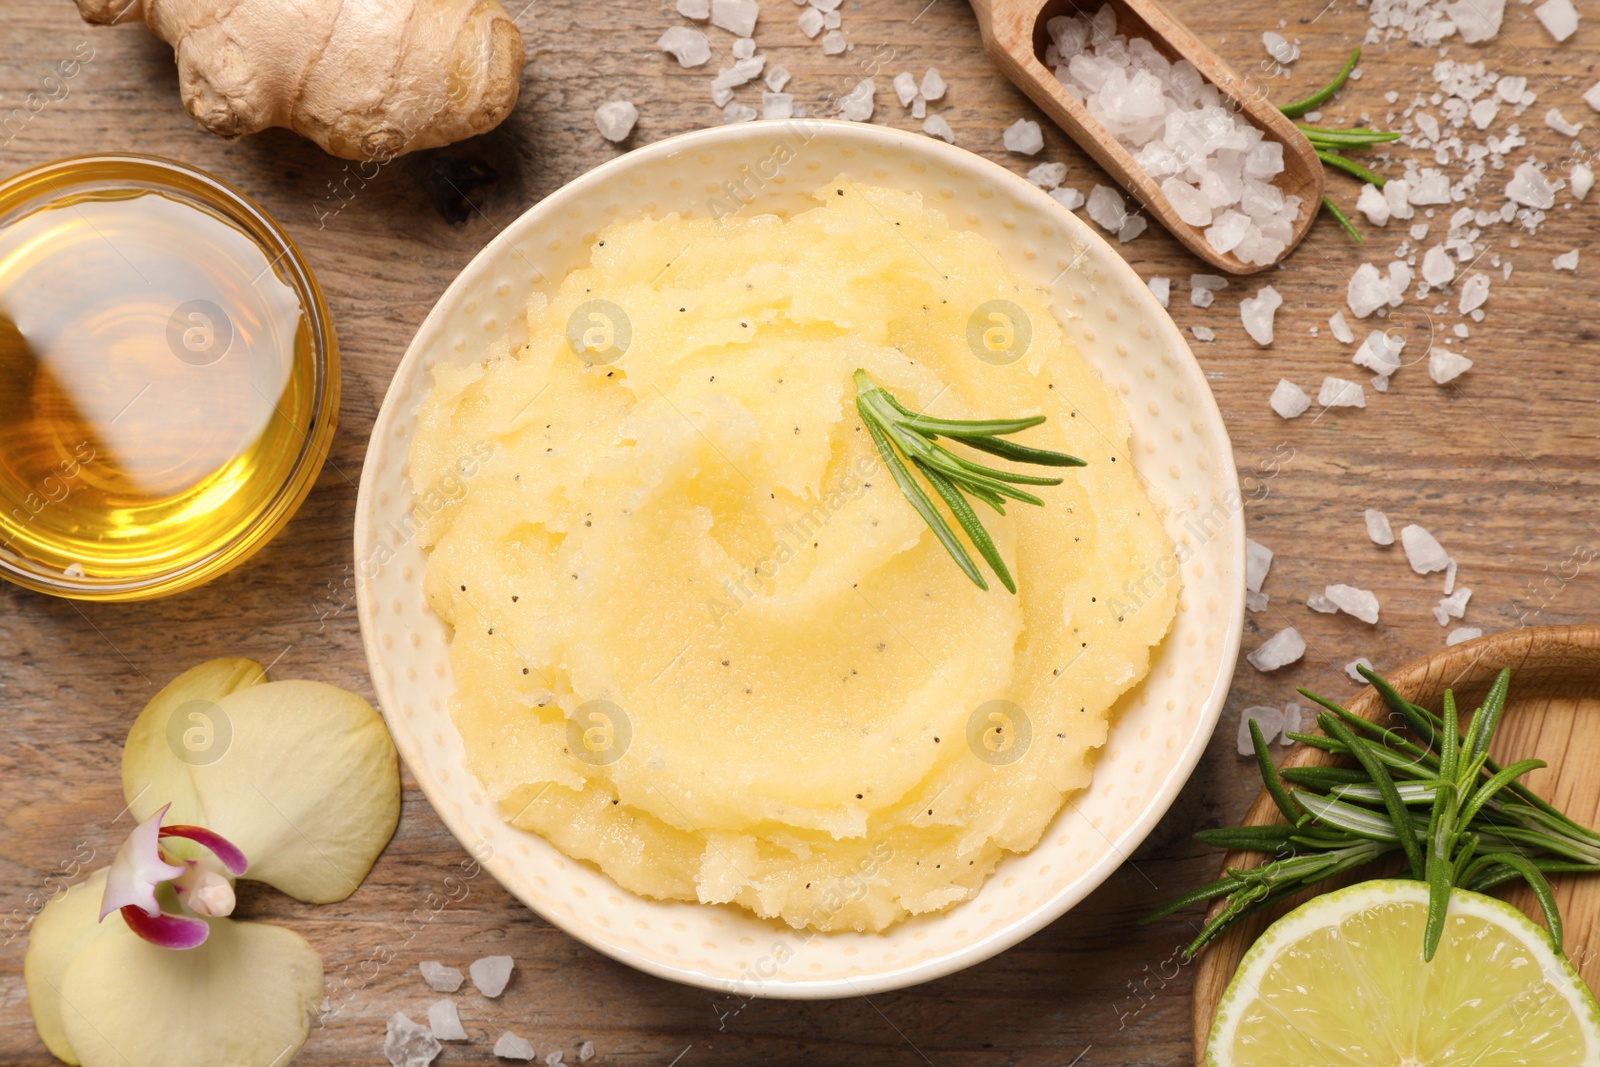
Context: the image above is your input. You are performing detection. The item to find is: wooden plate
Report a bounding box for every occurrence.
[1190,624,1600,1063]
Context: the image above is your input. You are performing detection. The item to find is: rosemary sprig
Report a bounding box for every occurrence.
[1276,45,1402,243]
[852,370,1084,593]
[1146,666,1600,960]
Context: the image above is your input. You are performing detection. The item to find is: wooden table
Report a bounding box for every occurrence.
[3,1,1598,1064]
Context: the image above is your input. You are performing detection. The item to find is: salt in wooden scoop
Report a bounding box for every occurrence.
[969,0,1324,274]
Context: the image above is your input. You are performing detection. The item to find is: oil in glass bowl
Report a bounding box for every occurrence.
[0,155,338,601]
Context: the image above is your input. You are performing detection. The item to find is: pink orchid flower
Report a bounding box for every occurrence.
[99,803,248,949]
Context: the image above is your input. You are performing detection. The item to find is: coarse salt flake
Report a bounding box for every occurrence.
[1365,508,1394,545]
[1003,118,1045,155]
[1247,627,1306,672]
[1245,538,1272,593]
[1270,379,1311,419]
[657,26,712,67]
[593,101,638,142]
[1401,524,1450,574]
[1318,376,1366,407]
[1324,583,1381,624]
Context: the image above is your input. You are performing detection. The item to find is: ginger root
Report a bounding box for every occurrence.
[75,0,523,161]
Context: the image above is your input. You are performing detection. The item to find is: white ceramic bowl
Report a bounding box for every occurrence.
[355,120,1244,998]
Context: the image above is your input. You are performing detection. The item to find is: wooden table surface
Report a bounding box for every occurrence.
[3,1,1599,1064]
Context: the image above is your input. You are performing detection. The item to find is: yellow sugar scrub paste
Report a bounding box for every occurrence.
[409,179,1178,933]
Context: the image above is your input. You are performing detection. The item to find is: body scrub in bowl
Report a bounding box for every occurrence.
[407,179,1179,933]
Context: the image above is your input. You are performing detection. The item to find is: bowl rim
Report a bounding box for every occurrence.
[0,152,339,602]
[356,118,1244,997]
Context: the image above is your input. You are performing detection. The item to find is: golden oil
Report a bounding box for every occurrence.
[0,156,337,600]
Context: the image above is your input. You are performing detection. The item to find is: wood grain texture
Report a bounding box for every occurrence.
[1190,624,1600,1062]
[1,0,1598,1065]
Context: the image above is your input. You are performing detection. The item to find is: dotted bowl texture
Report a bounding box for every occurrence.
[354,120,1244,999]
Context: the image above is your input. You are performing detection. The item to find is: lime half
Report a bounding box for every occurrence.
[1206,879,1600,1066]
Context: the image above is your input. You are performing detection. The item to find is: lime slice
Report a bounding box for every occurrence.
[1207,879,1600,1067]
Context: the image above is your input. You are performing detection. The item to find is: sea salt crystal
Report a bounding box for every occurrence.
[838,78,875,121]
[1281,703,1307,743]
[798,7,823,36]
[546,1054,564,1066]
[1365,509,1394,545]
[580,1043,596,1062]
[762,92,794,120]
[1458,272,1490,315]
[1506,162,1555,210]
[1205,210,1252,255]
[1271,379,1311,419]
[893,72,918,106]
[1004,118,1045,154]
[471,955,515,998]
[1192,273,1229,291]
[1431,349,1473,383]
[1433,587,1472,625]
[1162,177,1213,226]
[1447,626,1483,646]
[495,1032,536,1061]
[1353,329,1403,377]
[1447,0,1505,41]
[1086,184,1127,231]
[711,0,759,36]
[1345,657,1375,682]
[420,961,464,993]
[385,1012,441,1067]
[722,101,757,123]
[921,68,946,101]
[1191,286,1215,309]
[1325,583,1381,624]
[1444,558,1458,595]
[1191,326,1216,342]
[1555,249,1580,270]
[1383,179,1415,220]
[1245,538,1273,593]
[429,1000,469,1042]
[1535,0,1579,41]
[1118,215,1147,242]
[1246,590,1269,611]
[1329,311,1354,344]
[811,0,842,11]
[1262,31,1299,64]
[1469,98,1498,130]
[1547,108,1583,136]
[1422,245,1455,286]
[1049,186,1084,209]
[1148,277,1170,307]
[1357,183,1390,226]
[594,101,638,142]
[1401,524,1450,574]
[820,29,846,53]
[732,36,756,59]
[1237,706,1285,754]
[1307,593,1338,613]
[1240,285,1282,346]
[1319,376,1366,407]
[1028,161,1068,188]
[912,97,926,119]
[1573,163,1595,200]
[923,114,955,142]
[657,27,712,67]
[677,0,709,17]
[1347,263,1392,318]
[1248,627,1306,672]
[765,66,790,92]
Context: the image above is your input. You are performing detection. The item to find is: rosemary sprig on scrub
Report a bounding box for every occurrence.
[1278,46,1401,244]
[1147,665,1600,960]
[852,369,1084,593]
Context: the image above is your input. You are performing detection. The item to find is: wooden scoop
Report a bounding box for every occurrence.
[968,0,1324,274]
